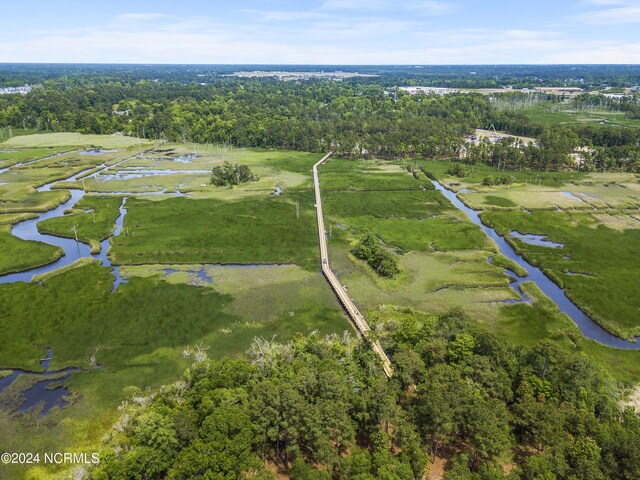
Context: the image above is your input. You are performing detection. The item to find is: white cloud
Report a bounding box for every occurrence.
[240,9,329,22]
[576,0,640,24]
[0,10,637,64]
[320,0,454,15]
[578,6,640,23]
[583,0,638,5]
[321,0,391,10]
[547,41,640,62]
[116,13,171,23]
[412,1,456,15]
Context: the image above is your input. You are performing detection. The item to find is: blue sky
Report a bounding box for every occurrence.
[1,0,639,64]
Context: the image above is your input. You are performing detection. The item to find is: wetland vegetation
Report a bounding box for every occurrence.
[1,64,640,479]
[351,232,401,279]
[210,161,259,187]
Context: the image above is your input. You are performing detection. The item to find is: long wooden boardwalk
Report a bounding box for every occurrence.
[312,153,393,378]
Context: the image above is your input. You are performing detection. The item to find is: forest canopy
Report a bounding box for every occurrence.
[0,66,639,172]
[91,309,640,480]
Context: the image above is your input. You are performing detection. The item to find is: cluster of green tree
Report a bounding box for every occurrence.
[92,333,427,480]
[619,100,640,119]
[0,79,484,158]
[486,95,640,172]
[446,163,471,177]
[91,309,640,479]
[211,161,259,187]
[2,64,639,89]
[0,68,639,170]
[351,232,401,279]
[570,93,640,118]
[464,138,566,172]
[462,118,640,172]
[382,308,640,479]
[482,175,514,186]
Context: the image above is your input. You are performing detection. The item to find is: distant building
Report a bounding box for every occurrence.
[398,86,458,96]
[603,93,629,100]
[534,87,583,94]
[0,85,32,95]
[569,147,593,168]
[227,71,378,82]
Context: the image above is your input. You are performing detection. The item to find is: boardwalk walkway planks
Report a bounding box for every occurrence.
[312,152,393,378]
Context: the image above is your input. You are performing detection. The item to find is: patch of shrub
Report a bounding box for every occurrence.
[351,232,400,278]
[211,161,259,187]
[446,163,470,178]
[482,175,514,186]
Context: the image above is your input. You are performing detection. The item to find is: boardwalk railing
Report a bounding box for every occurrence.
[312,153,393,378]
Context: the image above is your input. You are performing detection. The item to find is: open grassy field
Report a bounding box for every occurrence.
[482,209,640,338]
[111,193,320,268]
[0,148,148,213]
[319,158,515,321]
[424,158,640,339]
[0,136,353,477]
[420,159,590,190]
[0,261,345,375]
[0,186,70,214]
[0,147,73,169]
[318,159,431,191]
[52,146,318,201]
[322,189,494,252]
[1,132,640,478]
[1,132,151,149]
[0,212,38,225]
[501,103,640,128]
[120,263,343,325]
[458,181,640,211]
[0,150,103,187]
[0,144,156,275]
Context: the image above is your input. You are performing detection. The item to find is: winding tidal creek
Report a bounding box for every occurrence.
[0,159,135,413]
[431,179,640,349]
[0,161,130,286]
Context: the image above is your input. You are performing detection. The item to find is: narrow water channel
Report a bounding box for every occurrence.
[0,162,130,285]
[431,179,640,349]
[0,188,92,283]
[0,159,141,414]
[0,153,200,414]
[0,348,80,415]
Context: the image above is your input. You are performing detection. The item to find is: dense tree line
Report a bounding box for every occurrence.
[0,79,483,159]
[91,310,640,479]
[1,64,639,88]
[464,127,640,172]
[463,131,581,172]
[0,69,639,170]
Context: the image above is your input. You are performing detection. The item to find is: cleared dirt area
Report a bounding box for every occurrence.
[473,129,537,145]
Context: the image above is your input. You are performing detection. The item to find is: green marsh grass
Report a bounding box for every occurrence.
[0,226,63,275]
[481,209,640,338]
[111,194,320,268]
[37,196,124,250]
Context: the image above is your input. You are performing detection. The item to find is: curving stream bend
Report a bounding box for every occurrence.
[431,179,640,349]
[0,162,129,287]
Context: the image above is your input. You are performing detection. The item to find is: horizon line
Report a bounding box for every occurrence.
[1,62,640,67]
